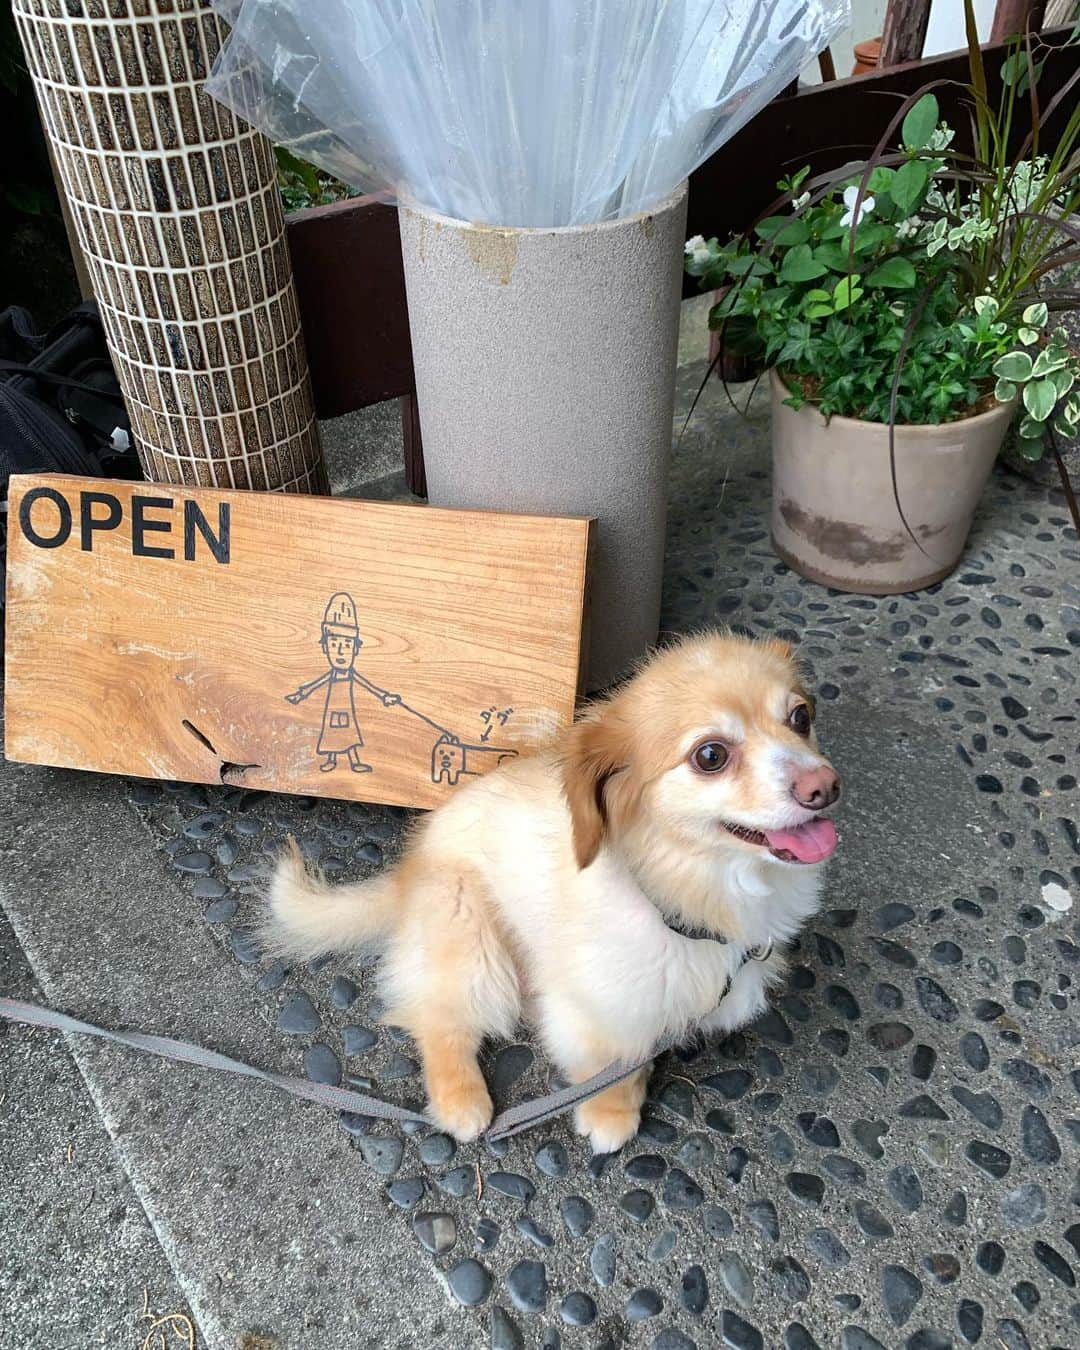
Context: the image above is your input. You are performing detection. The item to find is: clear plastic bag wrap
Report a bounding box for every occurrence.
[208,0,848,227]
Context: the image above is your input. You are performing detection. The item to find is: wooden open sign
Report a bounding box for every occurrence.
[3,475,592,810]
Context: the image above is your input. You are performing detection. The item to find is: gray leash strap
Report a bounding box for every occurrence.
[1,942,772,1142]
[0,997,429,1128]
[0,994,650,1141]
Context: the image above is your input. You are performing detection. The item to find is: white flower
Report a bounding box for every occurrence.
[684,234,711,266]
[792,190,811,211]
[896,217,920,240]
[839,185,874,230]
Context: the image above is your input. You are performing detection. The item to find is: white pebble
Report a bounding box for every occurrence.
[1041,881,1073,913]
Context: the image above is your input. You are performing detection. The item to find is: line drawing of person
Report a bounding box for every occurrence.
[285,592,401,773]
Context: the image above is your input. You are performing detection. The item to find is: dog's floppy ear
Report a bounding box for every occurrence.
[562,709,631,869]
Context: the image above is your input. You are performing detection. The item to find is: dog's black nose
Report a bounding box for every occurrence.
[792,766,841,811]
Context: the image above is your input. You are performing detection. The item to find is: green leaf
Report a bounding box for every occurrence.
[1022,302,1048,328]
[1031,347,1067,378]
[994,379,1017,403]
[780,244,828,282]
[868,167,896,194]
[813,242,852,272]
[1017,415,1045,444]
[1015,430,1045,458]
[832,276,863,311]
[1023,377,1058,422]
[902,94,939,151]
[851,221,893,254]
[753,215,810,247]
[993,351,1033,382]
[865,257,917,289]
[805,304,834,319]
[1017,327,1039,346]
[889,159,931,214]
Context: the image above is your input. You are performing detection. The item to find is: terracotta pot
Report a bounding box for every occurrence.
[769,370,1015,594]
[852,38,881,76]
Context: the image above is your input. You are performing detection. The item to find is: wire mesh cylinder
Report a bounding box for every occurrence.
[12,0,327,494]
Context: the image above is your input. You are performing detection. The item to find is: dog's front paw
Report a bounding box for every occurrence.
[427,1074,494,1142]
[574,1094,642,1155]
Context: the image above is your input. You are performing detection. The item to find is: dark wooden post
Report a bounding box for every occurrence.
[879,0,932,68]
[992,0,1048,40]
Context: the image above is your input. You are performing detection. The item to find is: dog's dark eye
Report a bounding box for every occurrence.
[789,704,813,737]
[692,741,729,773]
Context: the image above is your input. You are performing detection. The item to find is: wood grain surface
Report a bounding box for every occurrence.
[4,475,592,809]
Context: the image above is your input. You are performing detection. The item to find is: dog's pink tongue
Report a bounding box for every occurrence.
[764,819,838,863]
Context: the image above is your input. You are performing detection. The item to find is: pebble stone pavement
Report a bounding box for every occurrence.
[76,371,1080,1348]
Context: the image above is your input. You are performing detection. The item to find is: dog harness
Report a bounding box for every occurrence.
[0,938,775,1141]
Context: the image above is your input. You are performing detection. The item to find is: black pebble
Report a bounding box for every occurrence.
[806,1226,850,1268]
[559,1292,596,1327]
[798,1112,840,1148]
[1033,1240,1075,1287]
[824,1155,866,1185]
[957,1299,983,1344]
[853,1200,894,1240]
[702,1204,734,1240]
[626,1288,663,1322]
[487,1171,535,1204]
[619,1189,654,1224]
[624,1153,667,1182]
[719,1309,763,1350]
[771,1256,811,1302]
[1021,1104,1061,1164]
[785,1324,822,1350]
[886,1164,923,1214]
[976,1240,1006,1276]
[489,1307,523,1350]
[966,1139,1012,1179]
[278,992,320,1035]
[506,1259,547,1312]
[386,1176,424,1209]
[559,1195,593,1238]
[881,1265,923,1327]
[747,1199,780,1241]
[943,1191,967,1226]
[663,1168,705,1210]
[951,1085,1003,1130]
[786,1172,824,1206]
[447,1258,491,1307]
[681,1265,708,1315]
[303,1043,340,1086]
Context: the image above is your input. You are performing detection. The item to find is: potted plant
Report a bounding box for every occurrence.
[686,10,1080,594]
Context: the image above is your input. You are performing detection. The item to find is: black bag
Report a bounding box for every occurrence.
[1,301,143,658]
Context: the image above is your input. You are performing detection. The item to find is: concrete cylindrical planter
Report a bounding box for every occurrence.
[13,0,326,494]
[770,370,1014,594]
[398,183,688,689]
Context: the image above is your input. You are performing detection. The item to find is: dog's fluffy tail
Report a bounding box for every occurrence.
[260,838,398,962]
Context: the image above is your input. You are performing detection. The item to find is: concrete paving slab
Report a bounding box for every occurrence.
[0,907,191,1349]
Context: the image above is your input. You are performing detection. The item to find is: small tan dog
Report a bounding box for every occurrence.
[264,633,840,1153]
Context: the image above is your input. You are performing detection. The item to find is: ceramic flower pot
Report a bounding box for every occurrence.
[398,183,688,690]
[769,370,1015,594]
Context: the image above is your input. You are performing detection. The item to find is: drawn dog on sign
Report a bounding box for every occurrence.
[431,732,518,786]
[286,591,518,784]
